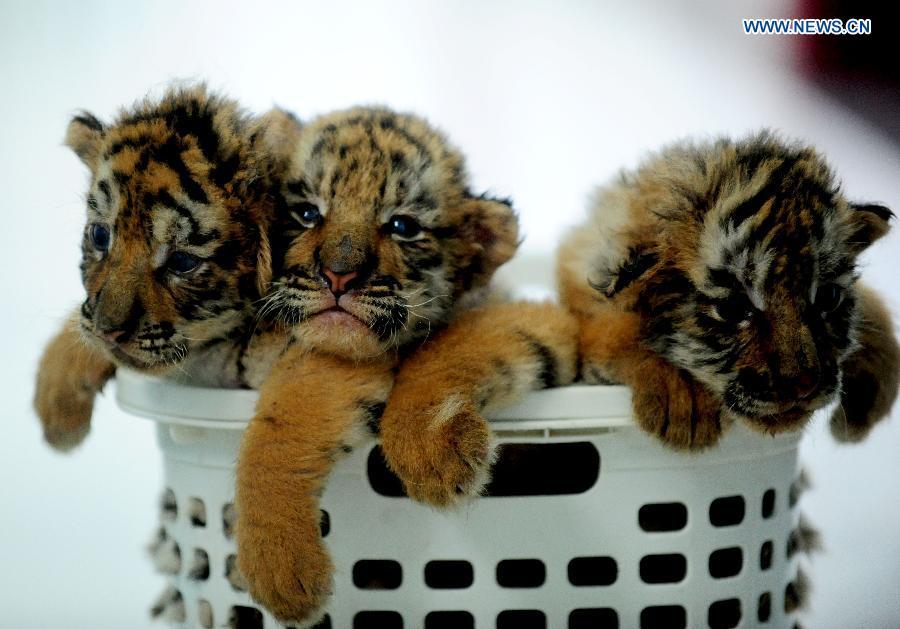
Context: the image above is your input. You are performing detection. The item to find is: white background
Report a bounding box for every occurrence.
[1,1,898,627]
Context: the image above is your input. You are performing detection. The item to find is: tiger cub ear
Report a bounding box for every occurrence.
[848,203,893,255]
[453,195,519,291]
[589,245,659,298]
[252,107,302,175]
[64,111,105,170]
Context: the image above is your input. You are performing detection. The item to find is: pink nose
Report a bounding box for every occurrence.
[323,268,359,295]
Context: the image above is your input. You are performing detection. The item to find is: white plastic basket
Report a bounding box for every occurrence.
[116,368,803,629]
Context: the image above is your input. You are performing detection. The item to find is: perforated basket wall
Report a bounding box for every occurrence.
[117,369,804,629]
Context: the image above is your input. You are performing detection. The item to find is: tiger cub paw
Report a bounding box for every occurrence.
[237,528,333,627]
[34,342,114,451]
[382,396,494,507]
[632,367,722,450]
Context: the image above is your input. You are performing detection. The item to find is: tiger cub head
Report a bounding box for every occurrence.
[604,133,893,431]
[65,85,300,372]
[263,106,518,360]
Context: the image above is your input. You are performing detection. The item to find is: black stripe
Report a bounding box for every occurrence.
[516,330,558,389]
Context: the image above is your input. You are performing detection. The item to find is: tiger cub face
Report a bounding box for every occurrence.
[65,86,298,372]
[639,135,893,430]
[264,107,518,360]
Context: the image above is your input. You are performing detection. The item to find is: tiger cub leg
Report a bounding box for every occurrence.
[579,308,723,450]
[831,285,899,442]
[33,313,116,450]
[235,347,393,626]
[380,302,578,506]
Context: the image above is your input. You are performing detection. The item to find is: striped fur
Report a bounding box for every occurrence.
[34,85,300,450]
[559,131,898,448]
[236,107,519,627]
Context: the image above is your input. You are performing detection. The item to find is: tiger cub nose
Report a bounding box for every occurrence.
[323,268,359,295]
[789,372,820,400]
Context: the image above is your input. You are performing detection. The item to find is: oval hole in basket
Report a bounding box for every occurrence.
[160,488,177,521]
[496,559,546,588]
[709,495,745,527]
[228,606,262,629]
[366,442,600,497]
[762,488,776,519]
[197,599,213,629]
[708,598,741,629]
[187,497,206,527]
[425,611,474,629]
[757,592,772,622]
[353,560,402,589]
[567,556,617,586]
[709,547,743,579]
[639,502,688,532]
[759,540,774,571]
[639,554,687,584]
[424,560,474,589]
[497,610,546,629]
[640,605,686,629]
[569,608,619,628]
[354,611,403,629]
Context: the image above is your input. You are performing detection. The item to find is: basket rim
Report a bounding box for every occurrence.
[115,368,634,429]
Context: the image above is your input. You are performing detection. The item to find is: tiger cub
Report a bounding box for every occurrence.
[33,85,299,450]
[234,106,577,626]
[558,131,898,449]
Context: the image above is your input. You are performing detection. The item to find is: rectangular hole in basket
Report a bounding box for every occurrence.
[708,598,741,629]
[640,605,686,629]
[425,611,474,629]
[708,546,743,579]
[496,559,546,588]
[353,611,402,628]
[639,502,688,532]
[497,610,546,629]
[567,556,617,586]
[353,560,402,589]
[228,606,263,629]
[366,442,600,497]
[424,560,474,589]
[311,614,332,629]
[709,495,745,527]
[639,554,687,584]
[569,608,619,628]
[484,442,600,496]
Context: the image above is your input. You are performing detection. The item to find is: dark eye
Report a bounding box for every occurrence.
[291,202,321,228]
[713,298,754,324]
[89,223,110,252]
[387,215,423,239]
[166,251,201,275]
[816,284,843,314]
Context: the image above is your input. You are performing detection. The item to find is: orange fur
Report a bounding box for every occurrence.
[33,316,115,450]
[234,106,520,625]
[236,347,393,624]
[381,301,579,505]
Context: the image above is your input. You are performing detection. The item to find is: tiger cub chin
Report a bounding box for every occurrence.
[559,131,898,449]
[33,85,300,451]
[234,106,520,626]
